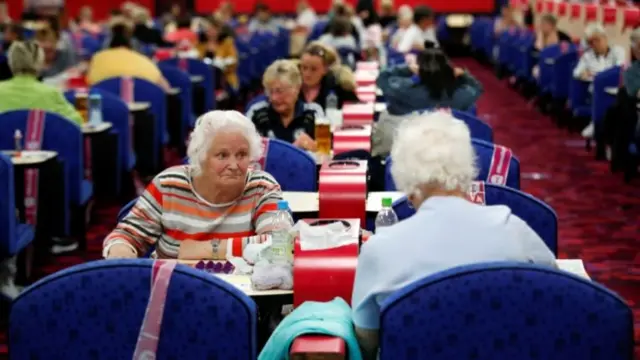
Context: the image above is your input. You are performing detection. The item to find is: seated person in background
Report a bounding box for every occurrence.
[355,0,382,52]
[389,5,413,50]
[104,110,283,259]
[352,111,557,359]
[0,41,83,125]
[164,15,198,52]
[298,41,358,109]
[0,23,23,80]
[319,15,358,52]
[215,1,235,25]
[378,0,396,29]
[573,23,626,138]
[377,41,482,116]
[35,27,77,79]
[296,0,317,30]
[396,5,437,53]
[494,5,519,36]
[87,24,172,92]
[246,60,323,151]
[535,14,571,50]
[76,6,101,34]
[198,16,239,91]
[248,2,280,35]
[132,7,166,47]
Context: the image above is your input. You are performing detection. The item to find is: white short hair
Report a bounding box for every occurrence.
[187,110,263,176]
[390,111,478,195]
[398,5,413,21]
[585,23,605,38]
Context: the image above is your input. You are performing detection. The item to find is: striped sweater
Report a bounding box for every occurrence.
[104,166,283,259]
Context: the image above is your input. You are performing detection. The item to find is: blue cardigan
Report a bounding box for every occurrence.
[259,297,364,360]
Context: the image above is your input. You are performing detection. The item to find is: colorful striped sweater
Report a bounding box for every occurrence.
[104,166,283,259]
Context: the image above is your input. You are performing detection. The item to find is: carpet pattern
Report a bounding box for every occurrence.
[0,59,638,358]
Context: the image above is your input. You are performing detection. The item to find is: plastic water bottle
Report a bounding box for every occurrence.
[326,90,342,127]
[375,197,398,232]
[88,93,103,125]
[14,130,22,152]
[270,200,294,263]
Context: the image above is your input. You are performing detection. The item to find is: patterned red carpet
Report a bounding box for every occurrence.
[0,59,639,358]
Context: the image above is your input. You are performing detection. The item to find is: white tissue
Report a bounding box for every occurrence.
[293,220,357,251]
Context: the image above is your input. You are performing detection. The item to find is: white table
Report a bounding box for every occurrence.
[81,122,112,134]
[374,102,387,113]
[190,75,204,83]
[167,88,181,96]
[282,191,406,213]
[128,102,151,112]
[1,150,58,166]
[216,274,293,297]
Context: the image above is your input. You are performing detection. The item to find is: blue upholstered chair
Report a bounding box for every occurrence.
[391,182,558,255]
[380,262,634,360]
[9,259,258,359]
[0,110,92,235]
[0,153,35,258]
[159,58,215,112]
[158,64,194,141]
[385,139,520,191]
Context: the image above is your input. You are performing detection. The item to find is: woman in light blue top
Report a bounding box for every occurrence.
[351,111,557,359]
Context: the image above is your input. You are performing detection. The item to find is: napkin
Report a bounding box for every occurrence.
[294,220,355,251]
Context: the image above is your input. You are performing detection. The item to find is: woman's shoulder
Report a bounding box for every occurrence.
[152,165,191,187]
[245,170,281,192]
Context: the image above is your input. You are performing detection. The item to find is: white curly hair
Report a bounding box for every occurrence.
[390,111,478,197]
[187,110,264,176]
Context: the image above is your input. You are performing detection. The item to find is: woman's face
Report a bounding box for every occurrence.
[300,53,327,88]
[206,24,219,39]
[588,34,608,54]
[203,129,251,187]
[267,79,299,114]
[398,16,412,28]
[540,20,554,35]
[80,7,93,22]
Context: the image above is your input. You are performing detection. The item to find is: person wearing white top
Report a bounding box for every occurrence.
[390,5,413,50]
[396,5,438,53]
[573,23,626,138]
[296,0,317,30]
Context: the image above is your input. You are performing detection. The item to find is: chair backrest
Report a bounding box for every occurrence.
[93,77,165,153]
[117,198,137,222]
[380,262,634,360]
[0,153,16,255]
[9,259,258,359]
[451,110,494,143]
[262,138,317,192]
[158,63,193,137]
[159,58,215,111]
[391,182,558,255]
[64,88,134,171]
[0,110,83,205]
[385,139,520,190]
[245,94,268,114]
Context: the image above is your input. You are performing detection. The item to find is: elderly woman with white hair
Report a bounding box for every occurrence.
[246,59,324,151]
[574,23,626,138]
[351,111,556,359]
[389,5,413,50]
[103,110,284,259]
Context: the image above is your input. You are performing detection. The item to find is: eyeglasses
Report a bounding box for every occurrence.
[267,86,293,95]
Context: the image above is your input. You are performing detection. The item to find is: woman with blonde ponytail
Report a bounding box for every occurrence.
[298,41,359,109]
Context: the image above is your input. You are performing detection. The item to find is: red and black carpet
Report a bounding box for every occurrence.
[0,59,638,358]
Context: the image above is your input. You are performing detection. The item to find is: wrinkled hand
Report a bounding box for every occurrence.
[106,244,137,259]
[453,67,465,77]
[293,132,317,151]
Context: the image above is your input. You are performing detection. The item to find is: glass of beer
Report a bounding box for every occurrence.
[75,92,89,124]
[315,116,331,157]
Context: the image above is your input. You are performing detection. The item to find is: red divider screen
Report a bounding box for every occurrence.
[196,0,495,15]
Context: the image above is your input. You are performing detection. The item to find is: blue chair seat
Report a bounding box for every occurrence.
[15,223,34,254]
[80,180,93,205]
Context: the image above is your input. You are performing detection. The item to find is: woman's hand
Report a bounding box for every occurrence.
[106,244,138,259]
[294,132,317,151]
[408,62,419,74]
[453,67,465,77]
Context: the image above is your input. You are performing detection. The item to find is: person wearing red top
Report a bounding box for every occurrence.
[164,16,197,51]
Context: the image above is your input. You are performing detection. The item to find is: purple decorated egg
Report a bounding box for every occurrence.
[213,262,223,273]
[195,261,205,270]
[205,261,215,273]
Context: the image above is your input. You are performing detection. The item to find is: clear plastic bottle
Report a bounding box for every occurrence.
[325,90,342,128]
[88,93,103,125]
[270,200,294,263]
[375,197,398,232]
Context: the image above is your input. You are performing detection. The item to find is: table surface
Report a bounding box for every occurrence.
[2,150,58,165]
[190,75,204,83]
[82,122,113,134]
[282,191,406,213]
[374,102,387,112]
[605,87,618,96]
[168,88,181,95]
[128,102,151,112]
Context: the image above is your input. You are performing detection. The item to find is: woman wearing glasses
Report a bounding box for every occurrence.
[246,60,324,151]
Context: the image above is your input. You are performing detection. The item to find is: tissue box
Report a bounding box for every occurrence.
[293,219,360,307]
[290,335,346,360]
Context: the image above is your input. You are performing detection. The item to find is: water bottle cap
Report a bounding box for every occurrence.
[277,200,289,210]
[382,197,392,207]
